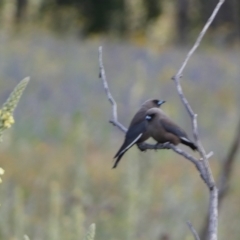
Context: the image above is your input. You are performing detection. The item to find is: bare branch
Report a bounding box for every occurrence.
[187,221,200,240]
[98,46,205,179]
[206,152,214,160]
[98,46,206,178]
[172,1,225,240]
[207,187,218,240]
[138,142,209,185]
[98,47,127,133]
[98,46,213,189]
[172,0,224,167]
[138,142,197,164]
[99,1,224,238]
[172,0,225,161]
[173,0,225,81]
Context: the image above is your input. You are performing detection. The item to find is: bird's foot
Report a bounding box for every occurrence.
[154,143,160,150]
[162,142,171,149]
[137,143,146,152]
[154,142,170,150]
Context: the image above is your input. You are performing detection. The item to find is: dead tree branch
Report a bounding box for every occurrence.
[99,2,224,240]
[98,46,127,133]
[171,1,225,239]
[98,47,207,180]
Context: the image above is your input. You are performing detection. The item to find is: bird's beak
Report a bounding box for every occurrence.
[158,100,166,106]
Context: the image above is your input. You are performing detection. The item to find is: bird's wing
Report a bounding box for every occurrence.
[114,121,145,158]
[160,118,197,150]
[160,118,188,140]
[129,110,145,127]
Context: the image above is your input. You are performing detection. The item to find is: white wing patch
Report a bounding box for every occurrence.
[119,133,143,156]
[180,137,190,143]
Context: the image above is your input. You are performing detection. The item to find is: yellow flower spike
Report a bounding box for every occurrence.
[3,121,11,129]
[8,116,15,124]
[1,112,11,121]
[0,77,29,139]
[0,168,5,175]
[5,112,11,118]
[1,113,6,120]
[2,77,30,115]
[0,178,2,183]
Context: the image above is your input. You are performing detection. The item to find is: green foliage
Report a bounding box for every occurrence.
[0,77,29,185]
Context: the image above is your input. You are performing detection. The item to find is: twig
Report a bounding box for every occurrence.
[173,0,225,83]
[138,142,198,165]
[187,221,200,240]
[139,142,208,185]
[206,152,214,160]
[98,46,127,133]
[172,0,224,180]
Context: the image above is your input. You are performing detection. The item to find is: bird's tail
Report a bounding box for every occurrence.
[112,153,124,169]
[113,133,143,169]
[180,138,198,151]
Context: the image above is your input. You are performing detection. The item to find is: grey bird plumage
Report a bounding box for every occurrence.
[113,99,165,168]
[145,108,197,150]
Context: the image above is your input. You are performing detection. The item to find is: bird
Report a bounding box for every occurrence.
[145,108,197,151]
[113,99,166,168]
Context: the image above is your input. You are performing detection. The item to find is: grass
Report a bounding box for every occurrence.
[0,28,239,239]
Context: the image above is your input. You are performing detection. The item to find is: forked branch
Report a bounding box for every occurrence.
[99,1,224,240]
[98,46,127,133]
[171,1,225,240]
[98,47,207,182]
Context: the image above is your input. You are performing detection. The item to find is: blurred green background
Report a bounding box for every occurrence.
[0,0,240,239]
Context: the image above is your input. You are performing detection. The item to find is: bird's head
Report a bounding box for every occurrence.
[141,99,166,111]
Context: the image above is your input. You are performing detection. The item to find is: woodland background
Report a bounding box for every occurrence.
[0,0,240,239]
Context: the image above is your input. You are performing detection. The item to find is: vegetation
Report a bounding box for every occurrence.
[1,0,239,43]
[0,29,239,239]
[0,1,239,240]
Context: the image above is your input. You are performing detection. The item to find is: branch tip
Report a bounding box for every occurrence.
[187,221,200,240]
